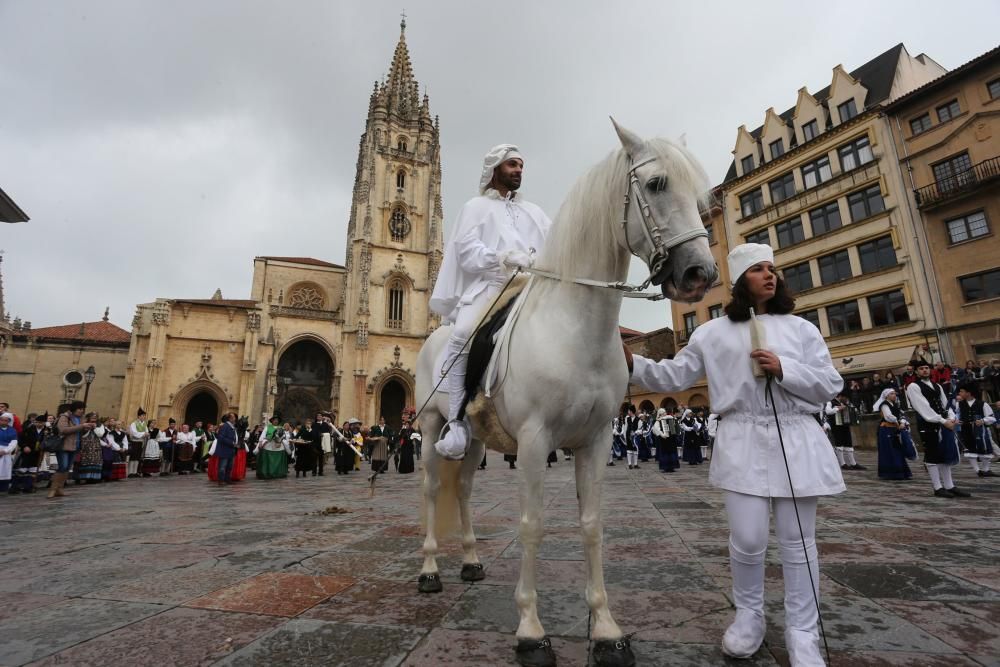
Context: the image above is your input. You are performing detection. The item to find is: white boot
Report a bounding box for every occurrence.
[723,541,767,658]
[781,540,824,666]
[435,336,471,460]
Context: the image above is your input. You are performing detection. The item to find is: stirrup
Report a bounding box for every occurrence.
[436,419,471,461]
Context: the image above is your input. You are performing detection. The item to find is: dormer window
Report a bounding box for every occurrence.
[837,99,858,122]
[802,120,819,142]
[769,139,785,160]
[740,155,754,174]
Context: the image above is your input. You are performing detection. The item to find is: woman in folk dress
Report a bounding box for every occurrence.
[626,243,843,667]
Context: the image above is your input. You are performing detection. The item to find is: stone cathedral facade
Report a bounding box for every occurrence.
[120,21,444,430]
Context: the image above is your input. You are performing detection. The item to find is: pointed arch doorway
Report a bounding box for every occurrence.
[184,392,220,426]
[379,379,407,431]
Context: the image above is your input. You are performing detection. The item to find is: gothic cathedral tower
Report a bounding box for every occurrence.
[339,19,444,425]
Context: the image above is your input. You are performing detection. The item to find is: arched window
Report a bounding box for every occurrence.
[396,170,405,189]
[397,137,408,152]
[389,208,409,242]
[387,281,405,329]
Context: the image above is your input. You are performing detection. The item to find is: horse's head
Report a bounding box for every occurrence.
[611,119,719,303]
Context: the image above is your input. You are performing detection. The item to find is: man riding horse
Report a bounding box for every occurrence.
[429,144,553,460]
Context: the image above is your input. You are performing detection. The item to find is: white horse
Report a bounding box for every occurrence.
[416,120,718,667]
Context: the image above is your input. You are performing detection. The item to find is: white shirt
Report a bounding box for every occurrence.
[879,402,908,427]
[430,190,551,323]
[128,420,149,442]
[631,313,845,498]
[905,380,954,424]
[176,431,198,447]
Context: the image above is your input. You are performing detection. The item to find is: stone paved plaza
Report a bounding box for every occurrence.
[1,449,998,666]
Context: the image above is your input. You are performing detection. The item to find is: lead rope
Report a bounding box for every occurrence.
[368,272,520,495]
[764,376,832,666]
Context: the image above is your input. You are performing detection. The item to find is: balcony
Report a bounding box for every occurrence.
[914,156,1000,209]
[676,328,695,344]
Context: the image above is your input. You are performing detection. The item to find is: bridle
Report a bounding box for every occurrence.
[620,154,708,290]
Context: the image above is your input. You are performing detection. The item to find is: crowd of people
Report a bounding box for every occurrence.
[0,400,422,498]
[844,358,1000,413]
[610,400,715,472]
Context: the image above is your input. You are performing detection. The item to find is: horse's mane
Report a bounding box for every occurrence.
[539,138,711,281]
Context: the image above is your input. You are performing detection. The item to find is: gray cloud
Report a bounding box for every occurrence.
[1,0,997,335]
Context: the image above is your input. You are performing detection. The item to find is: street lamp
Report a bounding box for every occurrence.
[83,365,96,406]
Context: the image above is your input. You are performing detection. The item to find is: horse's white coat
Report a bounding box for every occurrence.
[417,122,717,644]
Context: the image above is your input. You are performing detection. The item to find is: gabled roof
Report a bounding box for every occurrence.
[883,44,1000,111]
[724,44,907,183]
[619,325,644,339]
[0,186,29,223]
[27,320,130,344]
[255,256,344,269]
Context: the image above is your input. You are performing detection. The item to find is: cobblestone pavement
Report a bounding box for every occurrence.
[1,449,997,666]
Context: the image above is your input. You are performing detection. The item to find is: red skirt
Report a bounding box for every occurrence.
[207,448,247,482]
[111,461,127,480]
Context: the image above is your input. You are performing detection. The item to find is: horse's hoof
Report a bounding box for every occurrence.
[460,563,485,582]
[592,638,636,667]
[417,573,443,594]
[515,637,556,667]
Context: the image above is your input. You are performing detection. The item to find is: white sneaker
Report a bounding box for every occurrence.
[785,628,824,667]
[721,609,765,658]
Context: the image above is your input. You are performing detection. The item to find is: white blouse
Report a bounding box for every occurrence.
[631,313,845,498]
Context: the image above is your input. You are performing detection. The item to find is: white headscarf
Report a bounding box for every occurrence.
[479,144,523,194]
[872,388,897,413]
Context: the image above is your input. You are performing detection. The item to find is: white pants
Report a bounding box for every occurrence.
[626,450,638,466]
[725,492,820,636]
[452,281,506,341]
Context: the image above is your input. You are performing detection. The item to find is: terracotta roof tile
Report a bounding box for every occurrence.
[28,321,131,344]
[619,325,644,338]
[256,256,344,269]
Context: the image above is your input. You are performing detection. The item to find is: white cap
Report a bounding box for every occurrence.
[727,243,774,287]
[479,144,523,194]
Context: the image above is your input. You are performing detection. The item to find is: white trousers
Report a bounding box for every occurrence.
[725,492,820,636]
[626,450,638,466]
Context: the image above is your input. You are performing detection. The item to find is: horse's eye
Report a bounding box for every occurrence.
[646,176,667,192]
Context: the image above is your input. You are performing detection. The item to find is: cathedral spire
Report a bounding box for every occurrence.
[382,14,419,118]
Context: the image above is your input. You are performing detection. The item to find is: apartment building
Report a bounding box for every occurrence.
[719,44,948,379]
[884,45,1000,364]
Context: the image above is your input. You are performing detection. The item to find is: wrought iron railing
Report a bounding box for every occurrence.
[914,156,1000,208]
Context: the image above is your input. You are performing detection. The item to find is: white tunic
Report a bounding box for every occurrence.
[631,313,845,497]
[0,426,17,481]
[430,190,551,324]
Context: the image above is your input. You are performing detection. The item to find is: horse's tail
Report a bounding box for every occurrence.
[421,459,462,540]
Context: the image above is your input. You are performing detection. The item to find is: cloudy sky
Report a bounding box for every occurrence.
[1,0,997,334]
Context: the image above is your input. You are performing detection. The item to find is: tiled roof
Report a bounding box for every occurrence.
[173,299,259,308]
[724,44,907,183]
[883,44,1000,111]
[619,325,644,338]
[28,321,130,344]
[256,256,344,269]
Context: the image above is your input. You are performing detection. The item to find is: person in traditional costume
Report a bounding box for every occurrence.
[108,419,128,481]
[192,420,207,472]
[956,382,997,478]
[295,419,319,478]
[174,424,197,475]
[127,408,149,478]
[679,409,704,465]
[824,391,864,470]
[99,418,122,482]
[652,408,679,473]
[428,144,552,460]
[635,407,653,463]
[160,418,178,476]
[11,414,46,494]
[199,423,215,471]
[334,421,353,475]
[141,419,162,477]
[213,413,238,485]
[625,243,844,665]
[0,413,18,493]
[350,420,364,470]
[873,389,915,481]
[313,412,332,476]
[905,357,970,498]
[255,416,291,479]
[624,415,640,469]
[396,412,417,474]
[75,413,105,484]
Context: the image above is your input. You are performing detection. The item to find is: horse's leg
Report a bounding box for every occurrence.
[419,421,445,594]
[458,439,486,581]
[576,440,636,666]
[511,434,556,666]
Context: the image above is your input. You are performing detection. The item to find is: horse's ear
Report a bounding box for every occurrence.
[610,117,644,157]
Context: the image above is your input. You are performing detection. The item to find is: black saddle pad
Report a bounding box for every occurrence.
[458,298,516,420]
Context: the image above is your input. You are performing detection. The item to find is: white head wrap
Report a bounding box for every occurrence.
[479,144,524,194]
[872,388,897,413]
[727,243,775,287]
[0,412,12,423]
